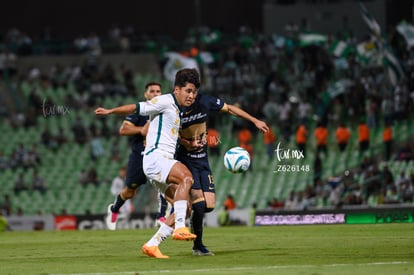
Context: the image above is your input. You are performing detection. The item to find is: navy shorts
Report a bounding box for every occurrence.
[188,166,215,194]
[125,152,147,189]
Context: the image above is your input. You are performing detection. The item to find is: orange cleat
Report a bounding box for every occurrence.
[141,243,169,259]
[172,227,197,241]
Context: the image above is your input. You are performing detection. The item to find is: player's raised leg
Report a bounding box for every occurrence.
[166,162,196,240]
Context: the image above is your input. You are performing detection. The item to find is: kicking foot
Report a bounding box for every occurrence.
[172,227,196,241]
[141,243,169,259]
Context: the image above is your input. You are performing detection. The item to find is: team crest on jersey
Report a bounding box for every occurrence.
[151,98,158,104]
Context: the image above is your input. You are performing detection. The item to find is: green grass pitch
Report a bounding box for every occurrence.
[1,224,413,275]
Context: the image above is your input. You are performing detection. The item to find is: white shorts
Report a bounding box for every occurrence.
[143,151,178,184]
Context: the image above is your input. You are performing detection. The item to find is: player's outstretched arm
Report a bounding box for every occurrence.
[224,103,270,133]
[94,104,137,116]
[119,120,150,136]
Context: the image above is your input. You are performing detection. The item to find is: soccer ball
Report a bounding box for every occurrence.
[223,147,251,173]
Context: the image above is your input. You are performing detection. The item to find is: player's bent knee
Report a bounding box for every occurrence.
[121,188,136,199]
[183,176,194,186]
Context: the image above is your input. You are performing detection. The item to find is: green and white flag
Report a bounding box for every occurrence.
[359,1,381,37]
[329,40,352,58]
[163,52,199,82]
[356,41,377,64]
[298,33,327,47]
[358,1,405,86]
[396,22,414,48]
[382,44,405,86]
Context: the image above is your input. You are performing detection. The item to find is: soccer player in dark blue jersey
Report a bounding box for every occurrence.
[105,82,162,230]
[177,94,269,255]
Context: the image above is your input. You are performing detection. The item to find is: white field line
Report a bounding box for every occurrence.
[49,261,410,275]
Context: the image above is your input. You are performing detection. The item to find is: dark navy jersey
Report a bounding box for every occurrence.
[124,113,149,154]
[177,94,224,167]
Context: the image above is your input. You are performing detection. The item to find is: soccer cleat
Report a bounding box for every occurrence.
[141,243,169,259]
[192,245,215,256]
[172,227,197,241]
[105,204,118,230]
[154,216,166,227]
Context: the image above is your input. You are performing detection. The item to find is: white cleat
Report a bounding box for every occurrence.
[105,204,118,230]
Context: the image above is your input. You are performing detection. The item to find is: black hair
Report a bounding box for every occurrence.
[145,82,162,90]
[174,68,200,89]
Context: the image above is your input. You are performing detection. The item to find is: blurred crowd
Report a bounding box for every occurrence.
[266,157,414,211]
[3,23,414,132]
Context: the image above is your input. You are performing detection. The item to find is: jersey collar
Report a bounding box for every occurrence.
[171,92,183,112]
